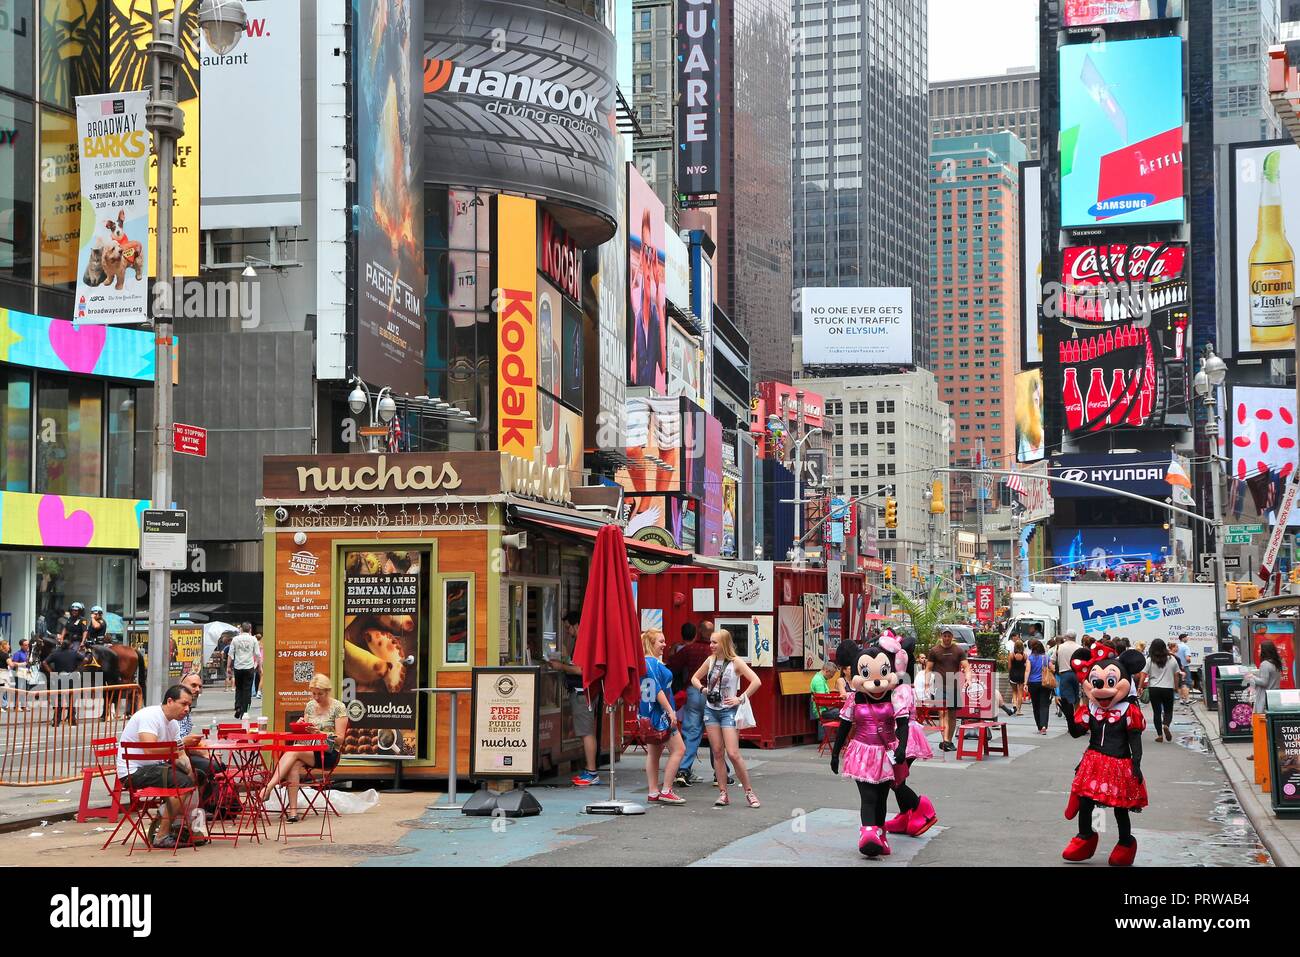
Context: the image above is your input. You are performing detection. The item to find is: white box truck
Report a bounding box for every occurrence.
[1002,581,1218,667]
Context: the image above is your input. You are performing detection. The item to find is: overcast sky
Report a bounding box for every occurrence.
[928,0,1041,83]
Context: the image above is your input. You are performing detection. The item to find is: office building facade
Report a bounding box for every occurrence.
[928,69,1041,158]
[791,0,931,370]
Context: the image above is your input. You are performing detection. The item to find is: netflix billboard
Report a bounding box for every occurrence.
[1059,37,1185,228]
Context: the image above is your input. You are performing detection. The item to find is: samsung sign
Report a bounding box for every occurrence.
[676,0,720,196]
[1050,453,1170,499]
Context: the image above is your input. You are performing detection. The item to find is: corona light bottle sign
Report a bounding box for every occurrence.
[1249,150,1296,349]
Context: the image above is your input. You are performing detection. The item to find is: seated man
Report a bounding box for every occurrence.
[116,684,207,848]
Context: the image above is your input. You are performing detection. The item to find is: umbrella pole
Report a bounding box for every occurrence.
[608,701,616,802]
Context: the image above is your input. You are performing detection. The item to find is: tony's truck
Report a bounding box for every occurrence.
[1003,581,1219,667]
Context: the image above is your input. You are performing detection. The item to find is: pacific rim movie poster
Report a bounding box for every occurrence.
[341,549,423,759]
[355,0,425,394]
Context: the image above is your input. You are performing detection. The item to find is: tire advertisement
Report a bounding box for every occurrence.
[423,0,618,245]
[341,549,424,759]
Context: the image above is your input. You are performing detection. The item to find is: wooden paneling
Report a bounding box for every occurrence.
[433,531,491,667]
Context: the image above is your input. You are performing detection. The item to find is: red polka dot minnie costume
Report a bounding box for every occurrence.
[1061,644,1147,867]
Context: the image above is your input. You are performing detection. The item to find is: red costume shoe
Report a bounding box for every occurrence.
[859,826,890,857]
[1062,833,1099,862]
[905,795,938,836]
[884,811,910,834]
[1108,837,1137,867]
[1064,792,1079,820]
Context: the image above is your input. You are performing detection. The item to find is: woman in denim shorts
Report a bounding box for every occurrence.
[690,628,762,808]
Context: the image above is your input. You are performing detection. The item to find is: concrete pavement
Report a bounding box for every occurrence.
[0,698,1275,866]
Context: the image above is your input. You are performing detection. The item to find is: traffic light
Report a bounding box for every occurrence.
[1145,559,1153,575]
[884,565,893,583]
[911,564,920,581]
[930,479,945,516]
[1290,568,1300,585]
[884,497,897,529]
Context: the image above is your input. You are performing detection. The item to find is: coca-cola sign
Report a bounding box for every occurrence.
[539,209,583,302]
[1062,243,1187,285]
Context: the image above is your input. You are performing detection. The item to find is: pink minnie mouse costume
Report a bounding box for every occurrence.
[830,640,916,858]
[1061,644,1147,867]
[875,633,937,838]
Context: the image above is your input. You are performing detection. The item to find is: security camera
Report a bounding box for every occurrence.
[274,507,289,523]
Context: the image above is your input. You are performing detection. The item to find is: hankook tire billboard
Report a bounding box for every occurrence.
[423,0,619,247]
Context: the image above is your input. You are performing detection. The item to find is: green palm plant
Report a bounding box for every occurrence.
[889,586,965,656]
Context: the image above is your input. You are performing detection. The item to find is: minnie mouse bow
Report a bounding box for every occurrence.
[1073,643,1117,682]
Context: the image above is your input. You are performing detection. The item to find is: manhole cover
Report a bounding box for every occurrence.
[281,843,417,858]
[396,816,515,831]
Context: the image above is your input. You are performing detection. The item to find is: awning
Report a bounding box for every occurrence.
[509,507,691,563]
[691,555,758,574]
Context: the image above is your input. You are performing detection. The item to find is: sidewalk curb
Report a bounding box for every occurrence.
[1192,701,1298,868]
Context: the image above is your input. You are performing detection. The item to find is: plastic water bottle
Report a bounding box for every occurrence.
[209,718,218,740]
[258,715,268,733]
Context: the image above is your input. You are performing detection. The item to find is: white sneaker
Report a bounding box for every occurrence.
[190,807,209,840]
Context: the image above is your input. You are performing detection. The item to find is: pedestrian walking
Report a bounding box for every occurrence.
[690,629,761,808]
[926,628,971,751]
[253,633,264,698]
[228,623,259,719]
[640,629,686,805]
[1244,640,1283,715]
[1007,640,1028,716]
[1025,639,1054,733]
[0,640,11,712]
[1169,637,1191,703]
[1141,639,1180,743]
[1053,632,1082,715]
[10,638,31,708]
[667,622,714,788]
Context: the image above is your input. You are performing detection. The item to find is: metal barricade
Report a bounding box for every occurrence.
[0,682,142,786]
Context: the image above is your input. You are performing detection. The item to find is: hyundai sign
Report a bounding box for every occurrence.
[1050,453,1170,499]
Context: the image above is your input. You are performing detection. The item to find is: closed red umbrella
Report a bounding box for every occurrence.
[574,524,646,813]
[575,524,644,706]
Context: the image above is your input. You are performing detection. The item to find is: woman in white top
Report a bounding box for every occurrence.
[1141,639,1182,743]
[690,629,762,809]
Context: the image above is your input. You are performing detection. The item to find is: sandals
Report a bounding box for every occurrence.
[745,790,761,808]
[714,792,730,807]
[285,814,301,824]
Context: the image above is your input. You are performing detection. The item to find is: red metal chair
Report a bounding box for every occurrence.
[621,702,648,754]
[812,692,846,757]
[102,741,198,856]
[259,732,335,842]
[77,737,123,824]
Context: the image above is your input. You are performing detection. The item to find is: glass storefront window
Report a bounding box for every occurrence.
[39,0,104,110]
[38,107,78,290]
[36,372,103,496]
[106,385,133,498]
[0,0,36,97]
[1,366,31,491]
[442,578,471,665]
[0,93,36,283]
[34,553,132,627]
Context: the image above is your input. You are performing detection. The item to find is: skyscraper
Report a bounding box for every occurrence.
[929,131,1027,489]
[1213,0,1283,143]
[929,68,1041,158]
[633,0,793,385]
[791,0,931,370]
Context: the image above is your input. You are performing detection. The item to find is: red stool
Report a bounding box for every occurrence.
[77,737,122,823]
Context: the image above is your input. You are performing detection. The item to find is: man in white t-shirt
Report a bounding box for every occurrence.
[117,684,202,846]
[228,623,259,719]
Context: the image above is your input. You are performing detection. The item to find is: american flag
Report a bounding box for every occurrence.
[387,415,404,453]
[1005,471,1026,496]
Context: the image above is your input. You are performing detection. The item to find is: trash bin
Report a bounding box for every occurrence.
[1216,666,1254,742]
[1203,652,1234,711]
[1266,689,1300,817]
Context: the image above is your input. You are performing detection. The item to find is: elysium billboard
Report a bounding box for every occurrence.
[423,0,619,246]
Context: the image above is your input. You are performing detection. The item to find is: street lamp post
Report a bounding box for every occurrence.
[145,0,247,706]
[1193,346,1229,651]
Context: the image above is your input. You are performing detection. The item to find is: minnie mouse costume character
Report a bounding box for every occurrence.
[1061,644,1147,866]
[875,632,938,837]
[830,640,921,857]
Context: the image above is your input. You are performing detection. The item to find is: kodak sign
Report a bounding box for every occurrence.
[496,195,538,457]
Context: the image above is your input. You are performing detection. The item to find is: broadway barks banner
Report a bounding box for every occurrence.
[74,91,150,324]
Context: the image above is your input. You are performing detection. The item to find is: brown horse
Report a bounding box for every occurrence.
[33,635,145,719]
